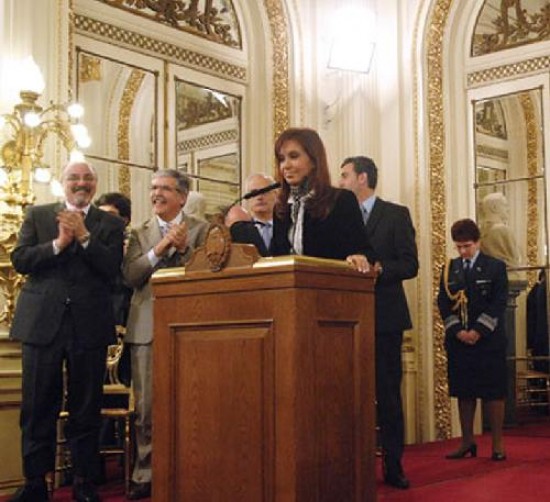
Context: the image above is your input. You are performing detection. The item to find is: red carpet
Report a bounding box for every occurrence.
[3,423,550,501]
[379,422,550,501]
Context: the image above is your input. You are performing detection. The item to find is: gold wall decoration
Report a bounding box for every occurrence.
[476,144,509,162]
[98,0,242,48]
[263,0,290,142]
[475,100,507,139]
[79,54,102,82]
[0,234,23,326]
[468,55,550,87]
[177,129,238,153]
[74,14,247,82]
[426,0,454,440]
[176,88,233,129]
[117,69,146,197]
[472,0,550,57]
[519,93,540,286]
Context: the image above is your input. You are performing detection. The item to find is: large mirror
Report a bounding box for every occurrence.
[473,87,550,422]
[474,88,547,273]
[175,80,241,217]
[76,47,159,226]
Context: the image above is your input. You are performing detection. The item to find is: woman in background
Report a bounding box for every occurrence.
[271,127,368,272]
[438,219,508,461]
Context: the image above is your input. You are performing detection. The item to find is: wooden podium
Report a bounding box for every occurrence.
[151,253,376,501]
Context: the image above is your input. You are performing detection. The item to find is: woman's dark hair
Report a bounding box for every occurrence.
[274,127,337,219]
[95,192,132,222]
[451,218,480,242]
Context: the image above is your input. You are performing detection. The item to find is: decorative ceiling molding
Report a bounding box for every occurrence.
[468,54,550,87]
[74,13,247,82]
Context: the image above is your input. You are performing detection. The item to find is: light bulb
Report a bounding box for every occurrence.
[69,149,85,163]
[34,167,52,183]
[77,135,92,148]
[70,123,87,138]
[23,112,41,127]
[50,179,64,197]
[67,102,84,119]
[0,167,9,186]
[18,57,45,95]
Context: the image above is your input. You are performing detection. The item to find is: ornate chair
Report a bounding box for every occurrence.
[515,354,550,420]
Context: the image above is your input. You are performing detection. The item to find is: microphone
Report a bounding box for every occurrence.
[241,182,281,200]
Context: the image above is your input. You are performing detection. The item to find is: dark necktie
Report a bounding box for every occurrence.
[362,206,370,225]
[463,259,471,283]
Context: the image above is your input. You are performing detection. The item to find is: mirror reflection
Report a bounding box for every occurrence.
[76,50,157,225]
[474,88,547,271]
[473,87,550,425]
[175,80,241,218]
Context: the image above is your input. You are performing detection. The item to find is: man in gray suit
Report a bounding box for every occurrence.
[122,169,208,499]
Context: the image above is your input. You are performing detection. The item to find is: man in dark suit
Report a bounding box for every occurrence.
[245,173,276,255]
[9,161,125,501]
[340,156,418,490]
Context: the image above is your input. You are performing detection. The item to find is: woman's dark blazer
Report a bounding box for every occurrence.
[271,188,367,260]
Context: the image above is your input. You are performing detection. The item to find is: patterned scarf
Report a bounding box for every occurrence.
[287,181,313,255]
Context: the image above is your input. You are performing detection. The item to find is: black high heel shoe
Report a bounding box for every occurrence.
[445,443,477,459]
[491,451,507,461]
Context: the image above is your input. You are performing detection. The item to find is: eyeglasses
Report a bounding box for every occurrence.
[65,174,96,182]
[150,184,181,193]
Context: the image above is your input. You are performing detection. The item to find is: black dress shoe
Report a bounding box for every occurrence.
[383,457,410,490]
[127,482,151,500]
[446,443,477,459]
[72,480,100,502]
[491,451,507,461]
[384,471,410,490]
[9,480,49,502]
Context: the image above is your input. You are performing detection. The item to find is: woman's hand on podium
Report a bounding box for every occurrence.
[346,254,370,273]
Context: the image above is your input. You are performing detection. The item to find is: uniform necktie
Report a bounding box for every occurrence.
[463,259,471,283]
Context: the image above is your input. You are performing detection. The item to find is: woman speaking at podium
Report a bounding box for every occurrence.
[271,127,369,273]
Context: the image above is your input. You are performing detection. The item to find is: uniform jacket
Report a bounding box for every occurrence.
[364,198,418,332]
[437,252,508,349]
[10,203,125,348]
[123,212,208,344]
[271,188,367,260]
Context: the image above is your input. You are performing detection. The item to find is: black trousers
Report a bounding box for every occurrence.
[375,330,405,465]
[20,310,107,479]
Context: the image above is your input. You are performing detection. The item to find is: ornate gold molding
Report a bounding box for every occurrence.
[426,0,453,440]
[263,0,290,142]
[468,55,550,87]
[79,54,102,82]
[177,129,238,153]
[98,0,242,48]
[519,93,540,286]
[74,14,247,82]
[0,234,23,326]
[117,70,146,197]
